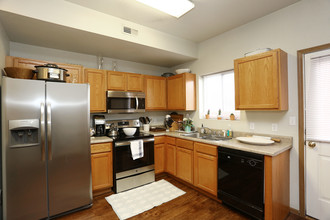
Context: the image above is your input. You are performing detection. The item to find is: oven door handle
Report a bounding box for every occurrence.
[115,138,154,147]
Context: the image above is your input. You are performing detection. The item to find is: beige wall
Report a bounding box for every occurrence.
[175,0,330,210]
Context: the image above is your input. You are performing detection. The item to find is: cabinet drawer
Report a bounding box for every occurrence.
[176,138,194,150]
[154,136,166,144]
[91,143,112,154]
[195,142,217,156]
[166,136,176,145]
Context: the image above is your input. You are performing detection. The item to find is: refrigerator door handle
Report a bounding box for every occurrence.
[40,102,46,161]
[47,103,52,160]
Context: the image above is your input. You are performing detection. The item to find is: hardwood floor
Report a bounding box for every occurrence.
[57,176,304,220]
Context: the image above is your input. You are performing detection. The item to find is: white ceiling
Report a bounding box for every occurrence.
[66,0,300,43]
[0,0,301,67]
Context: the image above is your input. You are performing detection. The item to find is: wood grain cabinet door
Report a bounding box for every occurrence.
[193,142,217,195]
[154,143,165,174]
[85,68,107,113]
[107,71,126,91]
[144,75,167,110]
[7,56,84,83]
[167,74,185,110]
[176,147,194,184]
[234,49,288,110]
[91,151,113,191]
[165,143,176,176]
[194,152,217,195]
[59,64,84,84]
[127,73,143,91]
[167,73,196,111]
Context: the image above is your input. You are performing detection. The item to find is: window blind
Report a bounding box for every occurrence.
[306,53,330,142]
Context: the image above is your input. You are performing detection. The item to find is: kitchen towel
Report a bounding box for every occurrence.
[105,179,186,220]
[130,139,144,160]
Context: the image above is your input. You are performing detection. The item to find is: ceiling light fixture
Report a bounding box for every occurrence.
[136,0,195,18]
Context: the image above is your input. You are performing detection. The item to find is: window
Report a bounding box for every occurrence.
[200,70,240,119]
[305,49,330,142]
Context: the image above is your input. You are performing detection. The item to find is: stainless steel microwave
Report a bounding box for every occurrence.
[107,91,145,113]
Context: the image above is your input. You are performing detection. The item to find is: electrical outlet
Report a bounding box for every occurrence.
[272,123,278,132]
[289,116,296,126]
[249,122,255,130]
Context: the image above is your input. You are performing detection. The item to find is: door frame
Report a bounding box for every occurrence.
[297,43,330,217]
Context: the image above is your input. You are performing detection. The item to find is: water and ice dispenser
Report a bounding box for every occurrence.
[9,119,39,148]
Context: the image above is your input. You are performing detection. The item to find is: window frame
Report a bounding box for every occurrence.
[199,69,240,120]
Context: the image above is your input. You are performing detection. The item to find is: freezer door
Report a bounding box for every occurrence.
[1,77,48,219]
[46,82,92,217]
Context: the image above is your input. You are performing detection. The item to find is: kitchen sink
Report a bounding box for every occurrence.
[180,133,231,141]
[199,135,232,141]
[180,133,200,138]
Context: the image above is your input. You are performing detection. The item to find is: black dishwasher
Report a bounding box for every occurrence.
[218,147,264,220]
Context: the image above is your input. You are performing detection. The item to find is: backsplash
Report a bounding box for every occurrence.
[90,111,196,128]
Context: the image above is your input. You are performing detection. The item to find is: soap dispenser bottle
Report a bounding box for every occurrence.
[201,124,205,134]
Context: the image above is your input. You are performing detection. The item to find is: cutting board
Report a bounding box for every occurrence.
[170,114,183,122]
[150,127,166,132]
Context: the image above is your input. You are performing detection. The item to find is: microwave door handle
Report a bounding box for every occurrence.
[135,96,139,111]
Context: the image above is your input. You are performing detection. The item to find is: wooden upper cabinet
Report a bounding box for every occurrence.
[144,75,167,110]
[127,73,143,91]
[6,56,84,83]
[107,71,143,92]
[85,68,107,113]
[107,71,126,91]
[167,72,196,111]
[234,49,288,110]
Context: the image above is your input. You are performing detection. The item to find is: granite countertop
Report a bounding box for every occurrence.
[143,131,292,157]
[90,130,292,156]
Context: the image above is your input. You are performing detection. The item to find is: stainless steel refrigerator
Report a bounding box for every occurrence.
[1,77,92,219]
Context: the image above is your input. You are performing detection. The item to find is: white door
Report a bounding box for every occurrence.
[305,48,330,220]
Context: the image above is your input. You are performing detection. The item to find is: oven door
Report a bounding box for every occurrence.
[114,138,154,173]
[107,91,145,113]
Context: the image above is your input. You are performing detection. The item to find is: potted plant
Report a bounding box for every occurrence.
[217,109,222,120]
[183,117,193,132]
[205,109,210,119]
[230,113,235,120]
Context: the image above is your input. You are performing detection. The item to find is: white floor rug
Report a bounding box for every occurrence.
[105,179,186,220]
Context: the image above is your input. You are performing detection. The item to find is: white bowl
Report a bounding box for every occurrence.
[123,128,137,136]
[175,69,191,74]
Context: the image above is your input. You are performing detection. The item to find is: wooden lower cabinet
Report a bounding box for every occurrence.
[158,136,290,220]
[166,143,176,175]
[154,136,165,174]
[176,147,194,184]
[264,150,290,220]
[91,143,113,193]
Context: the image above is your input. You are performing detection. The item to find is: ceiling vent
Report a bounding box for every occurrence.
[123,26,138,36]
